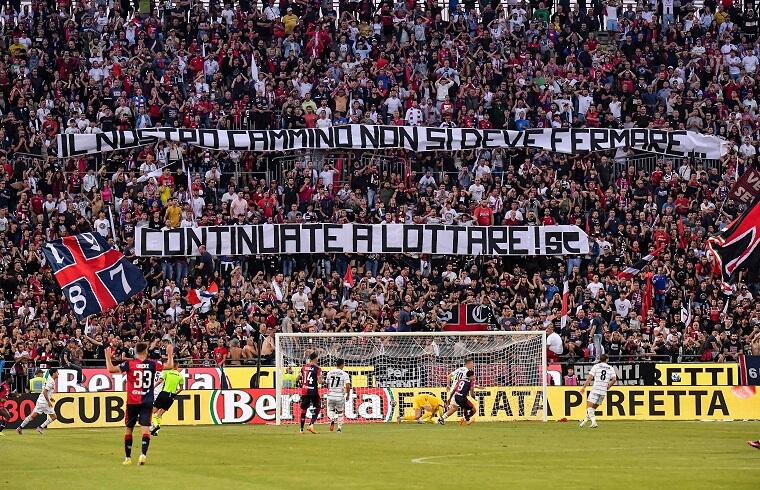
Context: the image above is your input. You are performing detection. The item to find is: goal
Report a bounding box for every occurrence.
[274,331,547,425]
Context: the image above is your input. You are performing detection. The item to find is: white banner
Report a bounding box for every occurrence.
[135,224,589,257]
[57,126,728,159]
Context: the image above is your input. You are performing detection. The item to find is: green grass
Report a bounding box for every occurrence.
[2,422,759,489]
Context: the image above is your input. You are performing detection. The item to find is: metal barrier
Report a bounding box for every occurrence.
[612,153,722,179]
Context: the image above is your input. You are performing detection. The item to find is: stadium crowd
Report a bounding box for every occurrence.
[1,0,760,391]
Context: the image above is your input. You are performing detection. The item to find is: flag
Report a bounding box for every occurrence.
[707,196,760,285]
[136,167,164,183]
[641,272,653,323]
[680,298,692,327]
[41,233,147,320]
[344,267,354,289]
[251,53,259,81]
[618,244,665,280]
[444,304,490,332]
[678,218,687,249]
[186,282,218,311]
[560,279,570,330]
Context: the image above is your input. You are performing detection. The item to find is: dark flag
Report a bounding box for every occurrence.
[641,272,653,322]
[618,244,665,280]
[708,197,760,284]
[42,233,147,320]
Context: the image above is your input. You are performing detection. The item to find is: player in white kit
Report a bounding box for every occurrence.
[449,358,474,389]
[325,359,351,433]
[17,368,60,434]
[579,354,617,428]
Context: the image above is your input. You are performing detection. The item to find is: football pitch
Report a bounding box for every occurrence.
[3,422,759,489]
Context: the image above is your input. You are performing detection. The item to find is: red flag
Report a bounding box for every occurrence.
[560,280,570,330]
[344,267,354,288]
[641,272,653,322]
[678,218,687,249]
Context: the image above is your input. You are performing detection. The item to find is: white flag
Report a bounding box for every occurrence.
[251,53,259,81]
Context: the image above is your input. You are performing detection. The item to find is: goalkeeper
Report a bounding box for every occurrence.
[397,394,444,424]
[150,367,184,436]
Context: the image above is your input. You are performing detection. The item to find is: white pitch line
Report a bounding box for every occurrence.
[411,454,474,465]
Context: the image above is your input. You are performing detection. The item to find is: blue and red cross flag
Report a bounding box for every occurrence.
[41,233,147,320]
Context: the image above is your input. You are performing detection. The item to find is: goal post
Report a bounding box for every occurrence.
[274,331,548,425]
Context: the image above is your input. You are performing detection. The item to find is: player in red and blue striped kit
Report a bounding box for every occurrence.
[295,352,322,434]
[106,341,174,465]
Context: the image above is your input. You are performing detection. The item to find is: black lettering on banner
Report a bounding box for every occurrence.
[491,391,513,417]
[141,228,163,255]
[353,224,373,252]
[666,130,688,156]
[488,228,510,255]
[399,126,418,151]
[302,224,322,252]
[473,391,489,417]
[165,228,185,256]
[523,128,542,148]
[649,130,668,154]
[446,128,454,151]
[426,225,445,254]
[550,128,569,153]
[507,227,529,255]
[649,390,665,416]
[565,390,582,417]
[609,129,629,148]
[379,126,399,149]
[562,231,582,254]
[323,224,342,253]
[197,129,220,149]
[707,390,729,416]
[570,128,588,154]
[194,393,201,419]
[482,129,501,148]
[135,129,159,146]
[512,390,530,417]
[668,390,686,416]
[381,226,402,253]
[248,130,269,151]
[448,225,466,254]
[315,128,333,148]
[118,130,140,149]
[175,394,190,420]
[187,227,207,255]
[257,225,280,254]
[460,129,482,149]
[105,395,124,422]
[227,130,249,150]
[629,390,645,415]
[207,226,226,255]
[80,396,101,423]
[334,126,353,148]
[56,396,74,423]
[589,129,608,151]
[269,130,291,150]
[403,225,424,253]
[504,130,524,148]
[706,367,722,386]
[533,226,541,255]
[280,224,301,253]
[290,129,308,149]
[684,367,700,385]
[606,390,624,416]
[425,128,446,150]
[238,226,257,255]
[691,390,707,416]
[530,391,543,417]
[467,226,488,255]
[630,128,649,151]
[359,126,379,148]
[177,129,197,144]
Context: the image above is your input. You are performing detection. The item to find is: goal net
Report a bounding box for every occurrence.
[274,332,547,425]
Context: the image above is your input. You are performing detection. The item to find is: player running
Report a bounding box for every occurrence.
[325,359,351,433]
[16,368,59,434]
[579,353,617,428]
[106,342,174,465]
[295,352,321,434]
[149,366,184,436]
[0,380,14,435]
[450,358,474,387]
[440,369,476,425]
[397,393,445,424]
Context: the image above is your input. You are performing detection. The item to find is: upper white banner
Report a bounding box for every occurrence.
[135,224,589,257]
[56,126,728,159]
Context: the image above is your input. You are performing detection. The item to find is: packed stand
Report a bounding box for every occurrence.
[1,0,760,391]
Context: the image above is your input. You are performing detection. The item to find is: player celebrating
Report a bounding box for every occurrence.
[295,352,321,434]
[440,369,476,425]
[450,358,474,386]
[397,393,444,423]
[16,368,59,434]
[325,359,351,433]
[149,365,184,436]
[106,342,174,465]
[579,353,617,428]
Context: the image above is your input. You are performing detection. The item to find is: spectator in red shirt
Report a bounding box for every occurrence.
[473,200,494,226]
[212,340,228,367]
